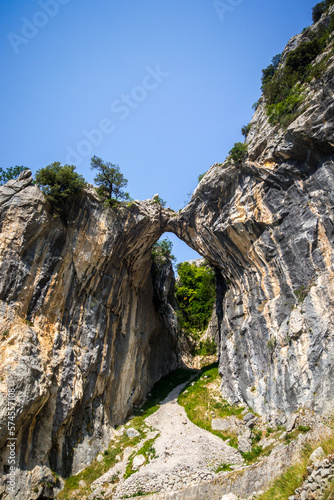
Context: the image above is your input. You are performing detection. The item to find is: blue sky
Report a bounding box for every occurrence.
[0,0,316,263]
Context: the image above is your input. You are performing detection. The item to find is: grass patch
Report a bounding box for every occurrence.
[177,362,244,446]
[124,436,159,479]
[124,450,137,480]
[58,432,141,499]
[214,463,233,473]
[241,445,263,464]
[257,426,334,500]
[297,425,311,434]
[1,329,9,340]
[122,491,153,498]
[323,478,334,500]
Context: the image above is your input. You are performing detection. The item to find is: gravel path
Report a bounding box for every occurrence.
[107,380,243,498]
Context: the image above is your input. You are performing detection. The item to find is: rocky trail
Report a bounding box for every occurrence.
[88,378,243,499]
[68,368,333,500]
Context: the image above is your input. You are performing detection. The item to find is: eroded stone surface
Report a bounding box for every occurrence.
[1,8,334,500]
[0,176,181,498]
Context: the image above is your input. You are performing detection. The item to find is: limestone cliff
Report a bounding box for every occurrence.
[0,6,334,499]
[0,174,180,497]
[168,7,334,421]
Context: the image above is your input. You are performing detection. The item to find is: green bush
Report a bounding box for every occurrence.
[252,100,260,111]
[0,165,27,186]
[194,338,217,356]
[152,237,175,265]
[152,195,167,206]
[229,142,248,164]
[312,0,334,23]
[261,9,334,128]
[35,162,86,215]
[266,84,305,126]
[261,53,282,87]
[241,123,252,137]
[286,38,323,73]
[175,262,216,333]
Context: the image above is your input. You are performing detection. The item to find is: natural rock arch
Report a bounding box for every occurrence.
[1,137,334,494]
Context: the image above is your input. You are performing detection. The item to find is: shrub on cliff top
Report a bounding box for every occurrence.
[312,0,334,23]
[261,8,334,128]
[35,162,86,215]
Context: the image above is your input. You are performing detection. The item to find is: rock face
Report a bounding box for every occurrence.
[167,8,334,423]
[0,8,334,499]
[0,172,180,497]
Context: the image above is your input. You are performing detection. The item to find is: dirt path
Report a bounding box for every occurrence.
[92,380,243,499]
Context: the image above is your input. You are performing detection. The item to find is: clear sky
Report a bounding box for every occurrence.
[0,0,316,264]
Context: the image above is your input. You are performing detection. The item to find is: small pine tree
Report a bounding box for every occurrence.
[241,123,252,138]
[90,156,130,203]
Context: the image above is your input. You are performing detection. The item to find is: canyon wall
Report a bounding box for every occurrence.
[0,8,334,499]
[167,8,334,422]
[0,173,180,497]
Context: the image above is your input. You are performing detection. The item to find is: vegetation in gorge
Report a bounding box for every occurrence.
[0,165,27,185]
[175,261,216,336]
[152,241,217,356]
[151,237,176,265]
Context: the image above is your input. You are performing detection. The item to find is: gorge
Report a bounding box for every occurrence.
[1,4,334,499]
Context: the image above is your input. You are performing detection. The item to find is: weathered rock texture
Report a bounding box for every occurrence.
[167,8,334,423]
[0,173,181,498]
[139,425,331,500]
[1,8,334,499]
